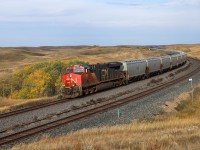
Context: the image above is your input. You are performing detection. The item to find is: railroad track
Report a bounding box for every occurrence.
[0,58,194,120]
[0,98,73,119]
[0,57,200,146]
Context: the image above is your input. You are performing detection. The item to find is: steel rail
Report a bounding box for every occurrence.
[0,98,73,119]
[0,58,200,146]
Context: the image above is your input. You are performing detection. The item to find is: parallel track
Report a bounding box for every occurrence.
[0,58,194,119]
[0,58,200,146]
[0,98,72,119]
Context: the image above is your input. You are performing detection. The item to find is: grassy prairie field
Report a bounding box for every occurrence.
[160,44,200,59]
[1,44,200,79]
[0,46,166,79]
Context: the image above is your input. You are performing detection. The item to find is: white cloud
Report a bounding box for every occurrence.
[167,0,200,6]
[0,0,199,29]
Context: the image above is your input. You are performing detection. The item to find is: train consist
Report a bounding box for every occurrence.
[61,50,187,98]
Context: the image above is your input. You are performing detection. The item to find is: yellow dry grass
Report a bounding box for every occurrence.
[161,44,200,59]
[0,46,166,77]
[12,86,200,150]
[0,44,199,78]
[163,92,190,113]
[0,97,57,113]
[0,98,24,107]
[12,117,200,150]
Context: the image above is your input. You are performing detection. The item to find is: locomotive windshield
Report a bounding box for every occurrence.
[74,68,84,73]
[66,66,84,74]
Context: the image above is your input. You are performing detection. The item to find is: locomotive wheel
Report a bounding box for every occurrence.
[145,74,150,79]
[84,89,89,95]
[89,88,95,94]
[73,92,79,98]
[142,76,145,80]
[124,80,128,85]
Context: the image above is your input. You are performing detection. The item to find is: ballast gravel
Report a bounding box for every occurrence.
[1,58,200,148]
[0,61,191,136]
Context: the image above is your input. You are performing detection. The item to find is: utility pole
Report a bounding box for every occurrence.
[189,78,194,103]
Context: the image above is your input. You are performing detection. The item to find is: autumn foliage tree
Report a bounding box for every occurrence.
[12,70,50,98]
[8,60,88,99]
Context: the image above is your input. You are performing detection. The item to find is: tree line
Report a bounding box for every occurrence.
[0,60,88,99]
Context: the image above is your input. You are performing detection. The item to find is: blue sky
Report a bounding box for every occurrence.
[0,0,199,46]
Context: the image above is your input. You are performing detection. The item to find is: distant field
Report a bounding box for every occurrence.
[0,46,166,79]
[160,44,200,59]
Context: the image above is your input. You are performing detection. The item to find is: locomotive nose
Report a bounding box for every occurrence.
[62,73,77,87]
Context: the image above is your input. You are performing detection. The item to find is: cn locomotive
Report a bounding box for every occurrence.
[61,50,187,98]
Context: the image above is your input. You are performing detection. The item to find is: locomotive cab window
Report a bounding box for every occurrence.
[74,68,84,73]
[66,69,73,73]
[66,68,84,74]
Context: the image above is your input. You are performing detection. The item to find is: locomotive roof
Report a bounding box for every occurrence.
[146,57,161,60]
[89,62,122,69]
[123,59,147,63]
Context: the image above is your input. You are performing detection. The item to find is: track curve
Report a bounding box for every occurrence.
[0,57,200,146]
